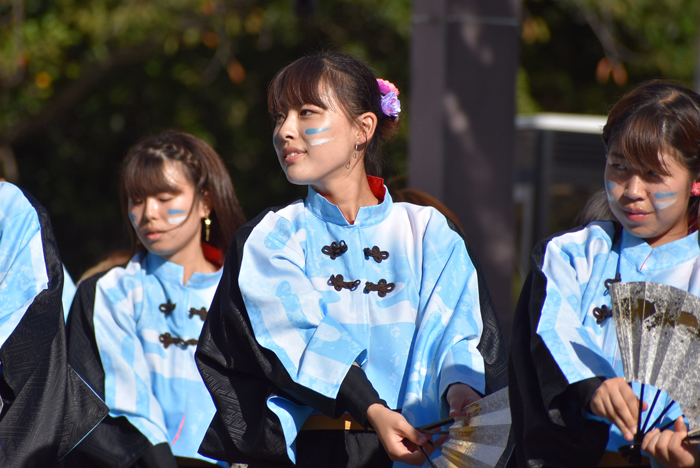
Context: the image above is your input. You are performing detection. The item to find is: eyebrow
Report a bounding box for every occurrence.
[608,151,627,160]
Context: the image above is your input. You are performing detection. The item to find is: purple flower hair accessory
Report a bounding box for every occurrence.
[376,78,401,117]
[380,92,401,118]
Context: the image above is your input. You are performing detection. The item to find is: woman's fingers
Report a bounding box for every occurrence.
[446,384,481,417]
[368,404,432,465]
[591,378,641,441]
[642,418,699,468]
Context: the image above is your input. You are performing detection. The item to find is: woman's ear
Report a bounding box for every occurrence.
[199,190,213,218]
[356,112,378,145]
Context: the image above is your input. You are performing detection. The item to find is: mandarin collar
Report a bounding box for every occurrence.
[304,177,392,227]
[620,229,700,271]
[145,252,222,288]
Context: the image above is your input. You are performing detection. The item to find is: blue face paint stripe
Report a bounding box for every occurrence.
[129,214,137,220]
[305,128,330,135]
[167,209,186,215]
[605,181,616,191]
[654,192,678,199]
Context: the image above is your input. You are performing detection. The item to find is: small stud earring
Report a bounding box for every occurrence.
[354,139,359,159]
[204,217,212,242]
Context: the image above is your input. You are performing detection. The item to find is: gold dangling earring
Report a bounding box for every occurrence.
[204,217,211,242]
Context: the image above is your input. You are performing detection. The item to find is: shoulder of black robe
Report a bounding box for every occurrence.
[0,188,109,467]
[61,267,174,468]
[508,228,609,468]
[196,205,510,465]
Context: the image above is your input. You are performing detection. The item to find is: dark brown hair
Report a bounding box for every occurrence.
[603,81,700,218]
[267,51,400,177]
[120,130,246,255]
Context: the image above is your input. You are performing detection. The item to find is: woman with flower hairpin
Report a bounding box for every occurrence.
[196,51,508,468]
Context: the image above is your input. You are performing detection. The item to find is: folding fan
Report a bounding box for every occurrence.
[426,387,512,468]
[607,281,700,462]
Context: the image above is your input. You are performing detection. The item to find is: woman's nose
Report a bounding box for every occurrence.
[143,198,159,219]
[623,175,646,199]
[279,113,298,140]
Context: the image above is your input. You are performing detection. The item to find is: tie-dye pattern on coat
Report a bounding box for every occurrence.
[537,221,699,452]
[239,184,486,462]
[93,252,224,463]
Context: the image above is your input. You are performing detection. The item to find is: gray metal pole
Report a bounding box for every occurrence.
[409,0,520,339]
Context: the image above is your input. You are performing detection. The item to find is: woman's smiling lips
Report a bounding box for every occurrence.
[282,146,305,163]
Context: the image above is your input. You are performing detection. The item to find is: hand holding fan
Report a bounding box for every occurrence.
[422,387,512,468]
[607,281,700,463]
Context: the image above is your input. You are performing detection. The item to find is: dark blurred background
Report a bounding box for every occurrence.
[1,0,698,312]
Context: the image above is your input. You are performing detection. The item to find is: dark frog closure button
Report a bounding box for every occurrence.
[364,279,395,297]
[363,246,389,263]
[189,307,207,321]
[328,274,361,291]
[159,332,198,349]
[592,305,612,324]
[158,300,176,316]
[322,240,348,260]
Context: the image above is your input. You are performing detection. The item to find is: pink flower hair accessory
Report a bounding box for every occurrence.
[692,182,700,196]
[376,78,401,118]
[377,79,400,96]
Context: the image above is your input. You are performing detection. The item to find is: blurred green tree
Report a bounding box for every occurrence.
[520,0,700,114]
[0,0,412,278]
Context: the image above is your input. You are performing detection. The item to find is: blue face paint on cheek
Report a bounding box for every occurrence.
[305,127,330,135]
[129,214,137,222]
[605,181,616,191]
[167,209,186,215]
[654,191,678,199]
[273,134,279,146]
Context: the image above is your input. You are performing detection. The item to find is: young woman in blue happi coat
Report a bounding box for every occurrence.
[510,81,700,468]
[63,130,246,468]
[195,51,508,468]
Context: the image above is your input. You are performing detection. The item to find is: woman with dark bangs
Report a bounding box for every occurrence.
[63,130,245,468]
[510,81,700,468]
[195,52,507,468]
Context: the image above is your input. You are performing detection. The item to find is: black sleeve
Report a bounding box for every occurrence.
[566,377,606,413]
[60,272,152,468]
[196,208,337,467]
[0,188,109,467]
[336,365,387,428]
[134,443,178,468]
[508,234,610,468]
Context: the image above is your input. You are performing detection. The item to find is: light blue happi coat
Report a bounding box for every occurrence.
[537,221,697,452]
[93,252,224,464]
[0,182,49,350]
[240,183,486,464]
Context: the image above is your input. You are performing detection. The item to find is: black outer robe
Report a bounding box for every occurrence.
[61,270,180,468]
[508,232,610,468]
[0,188,109,467]
[195,206,510,467]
